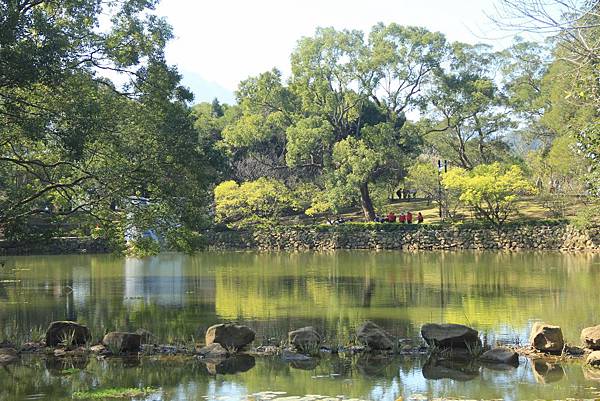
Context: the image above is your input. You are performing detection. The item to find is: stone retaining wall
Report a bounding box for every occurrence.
[2,224,598,255]
[207,224,600,251]
[0,237,110,256]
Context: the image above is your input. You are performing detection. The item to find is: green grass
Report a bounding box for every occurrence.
[304,195,590,225]
[72,387,158,399]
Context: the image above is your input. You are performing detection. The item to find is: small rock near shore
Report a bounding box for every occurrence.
[205,323,255,351]
[102,332,141,353]
[479,347,519,366]
[281,349,312,361]
[529,322,564,354]
[421,323,480,349]
[90,344,106,354]
[196,343,229,359]
[581,325,600,350]
[356,321,394,350]
[45,321,91,347]
[288,327,321,354]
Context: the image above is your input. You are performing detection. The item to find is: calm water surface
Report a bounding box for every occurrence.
[1,250,600,400]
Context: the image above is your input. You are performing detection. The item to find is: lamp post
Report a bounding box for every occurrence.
[437,160,448,220]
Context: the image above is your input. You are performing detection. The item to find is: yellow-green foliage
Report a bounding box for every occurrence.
[303,191,333,217]
[442,163,536,227]
[214,178,296,224]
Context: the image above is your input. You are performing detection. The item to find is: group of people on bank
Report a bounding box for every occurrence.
[375,211,424,224]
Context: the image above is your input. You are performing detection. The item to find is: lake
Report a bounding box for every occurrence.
[1,251,600,400]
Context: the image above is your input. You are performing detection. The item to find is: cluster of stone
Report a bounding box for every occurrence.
[9,318,600,378]
[207,224,600,251]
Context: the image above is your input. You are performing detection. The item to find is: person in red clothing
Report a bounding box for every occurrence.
[386,211,396,222]
[398,213,406,223]
[406,211,413,224]
[417,212,424,223]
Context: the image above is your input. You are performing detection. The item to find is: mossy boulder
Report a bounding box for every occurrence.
[45,321,91,347]
[288,327,321,354]
[102,332,141,353]
[356,321,394,350]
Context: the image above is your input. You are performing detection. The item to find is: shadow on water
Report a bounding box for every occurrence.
[532,359,565,384]
[289,357,320,371]
[203,355,256,375]
[44,356,89,376]
[356,353,393,377]
[422,354,480,382]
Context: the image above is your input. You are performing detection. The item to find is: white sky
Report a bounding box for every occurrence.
[155,0,526,103]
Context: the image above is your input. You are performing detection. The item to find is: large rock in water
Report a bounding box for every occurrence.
[288,327,322,354]
[356,321,394,350]
[529,322,564,354]
[581,325,600,350]
[479,347,519,366]
[45,321,91,346]
[102,332,141,353]
[205,324,255,350]
[421,323,480,349]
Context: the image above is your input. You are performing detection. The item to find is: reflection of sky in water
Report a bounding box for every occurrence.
[124,256,185,307]
[72,265,90,308]
[369,378,400,401]
[204,381,247,401]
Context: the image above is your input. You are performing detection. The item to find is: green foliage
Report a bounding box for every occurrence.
[524,133,589,200]
[220,24,447,221]
[164,226,206,254]
[405,161,439,201]
[72,387,158,399]
[331,138,379,193]
[0,0,216,247]
[442,163,536,228]
[285,117,331,167]
[422,42,514,169]
[214,178,296,226]
[571,202,600,230]
[127,237,161,257]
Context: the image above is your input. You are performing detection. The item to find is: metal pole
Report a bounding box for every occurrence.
[437,160,442,219]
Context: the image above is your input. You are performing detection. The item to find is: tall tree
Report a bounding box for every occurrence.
[223,25,446,221]
[0,0,214,242]
[493,0,600,191]
[421,43,515,169]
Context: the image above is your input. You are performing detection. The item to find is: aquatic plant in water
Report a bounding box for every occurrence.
[72,387,158,399]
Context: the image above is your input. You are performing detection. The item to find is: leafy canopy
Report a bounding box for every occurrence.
[442,163,536,227]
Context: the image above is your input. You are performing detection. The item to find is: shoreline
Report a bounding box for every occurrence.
[1,222,599,256]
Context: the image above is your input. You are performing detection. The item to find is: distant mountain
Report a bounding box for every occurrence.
[180,71,236,104]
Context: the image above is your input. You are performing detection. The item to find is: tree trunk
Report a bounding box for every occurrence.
[360,182,376,221]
